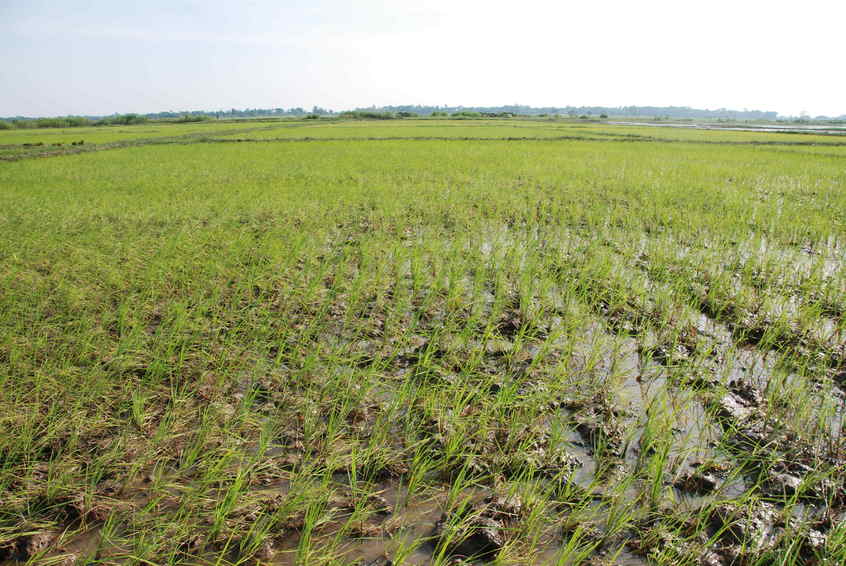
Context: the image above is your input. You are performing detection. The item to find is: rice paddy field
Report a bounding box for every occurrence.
[1,118,844,565]
[0,121,278,148]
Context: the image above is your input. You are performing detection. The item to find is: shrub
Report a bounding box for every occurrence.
[33,118,70,128]
[340,111,396,120]
[98,114,148,126]
[0,120,12,130]
[174,114,212,123]
[2,116,92,129]
[65,116,92,127]
[450,111,482,119]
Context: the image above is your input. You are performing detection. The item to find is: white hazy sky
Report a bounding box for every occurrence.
[1,0,844,117]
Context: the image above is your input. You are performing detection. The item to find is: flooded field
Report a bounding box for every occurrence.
[0,120,844,564]
[609,120,846,136]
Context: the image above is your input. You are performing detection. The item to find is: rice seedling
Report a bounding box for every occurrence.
[0,119,843,564]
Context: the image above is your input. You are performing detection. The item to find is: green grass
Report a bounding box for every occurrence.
[0,121,844,565]
[210,120,599,141]
[210,118,846,145]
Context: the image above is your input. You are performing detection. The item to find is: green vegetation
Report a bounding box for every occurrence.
[346,105,790,120]
[0,119,844,565]
[8,116,93,129]
[337,111,424,120]
[0,121,296,157]
[171,115,213,124]
[5,114,148,130]
[340,111,398,120]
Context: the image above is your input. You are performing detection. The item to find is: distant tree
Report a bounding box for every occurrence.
[97,113,148,126]
[451,111,482,118]
[340,110,396,120]
[174,114,212,123]
[2,104,792,126]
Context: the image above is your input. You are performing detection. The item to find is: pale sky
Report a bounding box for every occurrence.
[1,0,844,117]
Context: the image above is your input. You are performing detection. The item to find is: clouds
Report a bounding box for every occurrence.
[1,0,844,116]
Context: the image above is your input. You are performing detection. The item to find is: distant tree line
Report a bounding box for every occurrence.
[0,116,92,129]
[357,105,788,120]
[0,112,215,130]
[339,110,421,120]
[0,113,150,130]
[4,105,845,130]
[0,107,330,130]
[144,106,335,120]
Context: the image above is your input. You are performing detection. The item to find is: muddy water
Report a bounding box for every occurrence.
[24,293,835,566]
[0,526,103,566]
[560,426,597,488]
[268,485,442,566]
